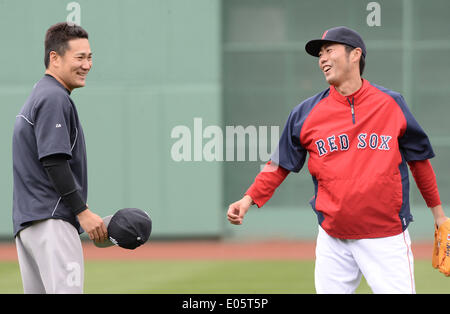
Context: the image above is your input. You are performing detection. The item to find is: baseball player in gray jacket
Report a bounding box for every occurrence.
[12,22,107,293]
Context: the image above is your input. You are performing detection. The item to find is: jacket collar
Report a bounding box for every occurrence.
[329,78,370,104]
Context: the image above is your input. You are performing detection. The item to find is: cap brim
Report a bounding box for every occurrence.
[305,39,364,58]
[305,39,337,57]
[93,215,115,248]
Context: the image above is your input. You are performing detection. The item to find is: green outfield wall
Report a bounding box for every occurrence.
[1,0,449,240]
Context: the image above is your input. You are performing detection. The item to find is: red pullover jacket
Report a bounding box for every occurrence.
[249,79,437,239]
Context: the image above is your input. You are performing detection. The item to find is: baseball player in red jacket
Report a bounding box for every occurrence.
[227,26,448,294]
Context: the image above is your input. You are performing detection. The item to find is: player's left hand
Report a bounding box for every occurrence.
[435,216,449,228]
[432,217,450,276]
[77,208,108,242]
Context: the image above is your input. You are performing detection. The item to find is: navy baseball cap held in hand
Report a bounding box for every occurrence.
[305,26,366,58]
[94,208,152,249]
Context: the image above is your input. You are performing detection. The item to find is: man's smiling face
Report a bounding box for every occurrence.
[52,38,92,91]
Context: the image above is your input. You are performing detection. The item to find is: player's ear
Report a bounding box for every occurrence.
[351,48,362,64]
[48,51,61,68]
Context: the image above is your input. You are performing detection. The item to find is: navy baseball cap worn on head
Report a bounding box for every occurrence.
[94,208,152,250]
[305,26,366,58]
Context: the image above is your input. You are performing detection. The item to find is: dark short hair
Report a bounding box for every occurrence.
[44,22,89,68]
[344,44,365,76]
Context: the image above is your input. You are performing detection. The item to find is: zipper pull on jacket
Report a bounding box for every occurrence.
[347,96,355,124]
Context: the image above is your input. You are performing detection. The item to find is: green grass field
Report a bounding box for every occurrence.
[0,260,448,294]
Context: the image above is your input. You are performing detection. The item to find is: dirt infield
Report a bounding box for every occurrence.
[0,240,434,261]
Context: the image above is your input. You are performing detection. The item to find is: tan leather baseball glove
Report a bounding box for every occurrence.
[432,218,450,276]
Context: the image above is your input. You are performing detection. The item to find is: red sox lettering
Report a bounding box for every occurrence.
[315,133,392,156]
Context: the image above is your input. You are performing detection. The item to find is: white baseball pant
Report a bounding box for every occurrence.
[15,218,84,294]
[314,226,415,294]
